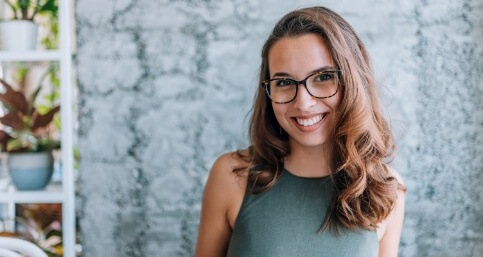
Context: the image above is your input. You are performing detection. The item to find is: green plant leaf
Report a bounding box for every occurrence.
[30,0,57,20]
[4,0,58,20]
[37,137,60,151]
[38,0,57,14]
[6,138,23,151]
[18,0,30,9]
[11,131,39,151]
[18,0,31,19]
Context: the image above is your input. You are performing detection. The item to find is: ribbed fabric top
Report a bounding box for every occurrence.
[226,169,378,257]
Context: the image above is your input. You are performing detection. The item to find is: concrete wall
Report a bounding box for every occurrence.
[75,0,483,256]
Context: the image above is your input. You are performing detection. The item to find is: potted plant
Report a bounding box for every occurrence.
[0,0,58,51]
[0,78,60,190]
[0,204,64,256]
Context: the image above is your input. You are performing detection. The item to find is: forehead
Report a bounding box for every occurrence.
[268,34,335,77]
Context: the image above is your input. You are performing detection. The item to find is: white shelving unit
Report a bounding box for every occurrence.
[0,184,64,203]
[0,50,61,61]
[0,1,75,256]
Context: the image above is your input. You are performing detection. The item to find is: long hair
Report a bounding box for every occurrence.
[235,6,405,231]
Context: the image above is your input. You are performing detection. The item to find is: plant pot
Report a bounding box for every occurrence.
[7,152,54,190]
[0,20,39,51]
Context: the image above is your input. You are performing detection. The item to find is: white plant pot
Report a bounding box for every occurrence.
[7,152,54,190]
[0,20,39,51]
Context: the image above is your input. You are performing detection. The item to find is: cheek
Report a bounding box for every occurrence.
[325,95,341,123]
[328,93,341,110]
[271,103,288,125]
[327,96,342,127]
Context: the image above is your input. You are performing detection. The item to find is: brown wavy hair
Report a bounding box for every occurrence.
[235,6,406,232]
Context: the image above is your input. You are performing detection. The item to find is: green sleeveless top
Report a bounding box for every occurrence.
[226,169,378,257]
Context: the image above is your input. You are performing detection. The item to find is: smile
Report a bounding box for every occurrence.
[295,114,326,127]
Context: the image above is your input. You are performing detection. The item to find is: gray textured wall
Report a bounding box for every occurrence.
[75,0,483,256]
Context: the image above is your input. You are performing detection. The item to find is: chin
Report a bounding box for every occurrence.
[289,135,333,149]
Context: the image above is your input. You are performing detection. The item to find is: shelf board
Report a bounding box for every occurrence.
[0,50,61,62]
[0,183,64,203]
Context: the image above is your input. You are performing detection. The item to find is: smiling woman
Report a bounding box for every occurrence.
[195,6,406,257]
[268,34,341,153]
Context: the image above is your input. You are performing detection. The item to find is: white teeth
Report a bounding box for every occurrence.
[296,114,324,127]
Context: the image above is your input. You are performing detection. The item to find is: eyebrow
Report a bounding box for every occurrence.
[272,66,337,79]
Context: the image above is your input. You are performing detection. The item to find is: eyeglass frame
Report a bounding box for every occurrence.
[261,69,342,104]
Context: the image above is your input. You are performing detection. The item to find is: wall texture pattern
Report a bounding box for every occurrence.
[75,0,483,256]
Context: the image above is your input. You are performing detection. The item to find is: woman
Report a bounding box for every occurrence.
[195,6,406,257]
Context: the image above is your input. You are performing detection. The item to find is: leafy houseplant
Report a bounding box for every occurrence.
[0,204,64,256]
[0,79,60,152]
[3,0,58,21]
[0,0,58,50]
[0,78,60,190]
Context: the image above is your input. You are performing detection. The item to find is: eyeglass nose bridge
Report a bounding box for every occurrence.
[292,78,318,100]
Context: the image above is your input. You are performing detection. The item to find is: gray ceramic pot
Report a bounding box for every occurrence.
[7,152,54,190]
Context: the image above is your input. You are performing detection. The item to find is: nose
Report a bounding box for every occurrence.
[292,83,316,111]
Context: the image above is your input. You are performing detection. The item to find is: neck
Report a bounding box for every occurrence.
[284,141,335,178]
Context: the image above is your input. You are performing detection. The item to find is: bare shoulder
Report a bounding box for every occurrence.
[377,165,406,257]
[208,150,250,191]
[211,150,249,220]
[195,150,250,257]
[204,150,250,224]
[211,150,250,177]
[387,166,405,187]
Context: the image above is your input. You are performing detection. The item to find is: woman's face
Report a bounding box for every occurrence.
[268,34,341,151]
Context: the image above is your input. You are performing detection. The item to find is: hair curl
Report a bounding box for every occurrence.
[235,6,405,232]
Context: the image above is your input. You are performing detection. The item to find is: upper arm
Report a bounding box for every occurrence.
[378,168,406,257]
[195,153,246,257]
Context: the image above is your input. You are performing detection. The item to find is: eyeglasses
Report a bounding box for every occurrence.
[261,70,341,104]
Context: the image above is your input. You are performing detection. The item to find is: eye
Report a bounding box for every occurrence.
[274,79,296,87]
[314,72,334,82]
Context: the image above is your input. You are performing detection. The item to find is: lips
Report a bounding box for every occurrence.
[294,113,326,127]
